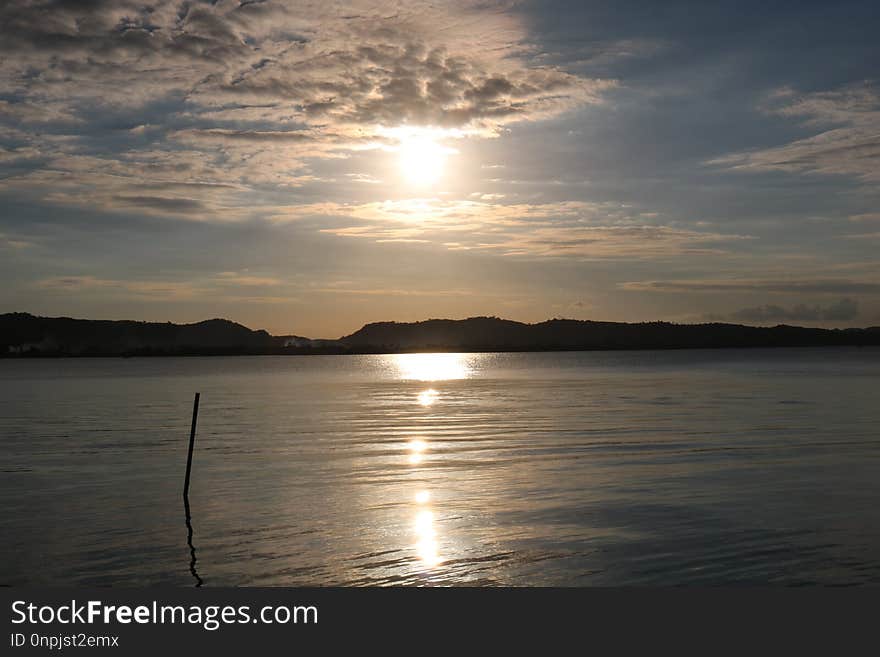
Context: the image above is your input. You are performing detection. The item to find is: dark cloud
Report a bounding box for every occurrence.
[730,298,859,322]
[112,195,208,213]
[212,41,611,132]
[621,280,880,295]
[172,128,327,143]
[0,1,608,129]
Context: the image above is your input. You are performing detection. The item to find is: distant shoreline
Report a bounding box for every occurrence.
[3,343,880,359]
[3,312,879,357]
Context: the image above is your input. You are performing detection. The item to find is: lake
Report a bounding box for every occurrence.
[2,348,879,586]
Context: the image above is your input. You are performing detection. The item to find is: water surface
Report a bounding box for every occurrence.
[2,348,879,585]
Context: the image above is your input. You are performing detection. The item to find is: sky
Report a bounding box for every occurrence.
[1,0,878,338]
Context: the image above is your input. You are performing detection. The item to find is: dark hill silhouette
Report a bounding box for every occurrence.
[339,316,880,351]
[0,312,279,356]
[2,312,879,356]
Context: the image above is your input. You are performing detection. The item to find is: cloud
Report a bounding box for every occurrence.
[33,270,285,300]
[0,232,32,249]
[842,231,880,240]
[0,99,81,124]
[620,278,880,294]
[709,83,880,182]
[0,145,43,163]
[206,41,613,134]
[112,195,210,214]
[0,150,258,220]
[309,285,471,298]
[849,212,880,222]
[269,197,750,258]
[33,275,201,299]
[0,0,620,229]
[729,298,859,323]
[214,271,282,287]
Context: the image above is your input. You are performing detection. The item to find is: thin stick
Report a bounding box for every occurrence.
[183,392,200,501]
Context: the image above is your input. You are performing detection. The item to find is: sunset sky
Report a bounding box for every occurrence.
[1,0,878,337]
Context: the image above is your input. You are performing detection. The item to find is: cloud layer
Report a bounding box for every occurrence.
[729,298,859,323]
[0,0,614,225]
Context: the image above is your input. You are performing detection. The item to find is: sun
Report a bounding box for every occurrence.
[398,134,448,186]
[378,125,460,187]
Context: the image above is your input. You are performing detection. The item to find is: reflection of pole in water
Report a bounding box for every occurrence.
[184,498,202,587]
[183,392,203,587]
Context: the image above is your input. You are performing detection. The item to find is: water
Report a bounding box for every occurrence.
[1,348,879,586]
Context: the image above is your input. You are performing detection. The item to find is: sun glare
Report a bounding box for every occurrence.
[382,126,459,187]
[399,135,447,185]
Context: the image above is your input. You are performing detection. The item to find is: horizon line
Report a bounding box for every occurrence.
[3,310,877,342]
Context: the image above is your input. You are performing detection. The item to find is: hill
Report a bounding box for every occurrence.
[339,316,880,351]
[0,312,280,356]
[2,313,879,356]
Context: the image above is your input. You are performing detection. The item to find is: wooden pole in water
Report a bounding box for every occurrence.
[184,392,200,502]
[183,392,203,586]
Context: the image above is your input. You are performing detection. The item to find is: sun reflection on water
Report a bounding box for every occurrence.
[407,442,442,567]
[407,438,427,465]
[395,353,471,381]
[416,389,439,406]
[414,509,442,567]
[395,353,466,569]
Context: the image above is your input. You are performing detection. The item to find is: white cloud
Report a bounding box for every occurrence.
[268,198,750,258]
